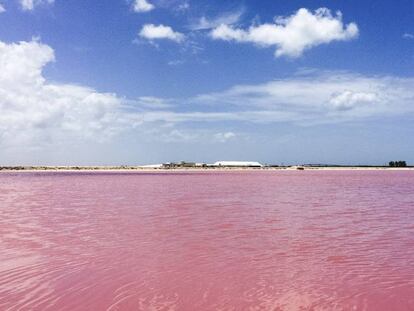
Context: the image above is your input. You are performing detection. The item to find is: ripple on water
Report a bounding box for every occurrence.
[0,171,414,310]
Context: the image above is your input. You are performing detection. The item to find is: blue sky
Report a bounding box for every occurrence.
[0,0,413,165]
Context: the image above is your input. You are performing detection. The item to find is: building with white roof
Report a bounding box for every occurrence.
[213,161,263,167]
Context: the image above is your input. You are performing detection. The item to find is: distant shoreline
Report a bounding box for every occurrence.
[0,166,413,172]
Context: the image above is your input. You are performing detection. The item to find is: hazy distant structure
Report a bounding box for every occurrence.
[213,161,263,168]
[160,161,207,168]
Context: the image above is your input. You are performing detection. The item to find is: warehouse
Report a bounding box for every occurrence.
[213,161,263,168]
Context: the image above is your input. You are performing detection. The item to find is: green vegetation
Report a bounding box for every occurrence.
[389,161,407,167]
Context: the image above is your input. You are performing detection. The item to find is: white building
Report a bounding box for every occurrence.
[213,161,263,167]
[139,164,163,168]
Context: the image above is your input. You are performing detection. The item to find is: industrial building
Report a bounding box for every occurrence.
[213,161,263,168]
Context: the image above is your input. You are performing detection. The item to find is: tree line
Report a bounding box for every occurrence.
[389,161,407,167]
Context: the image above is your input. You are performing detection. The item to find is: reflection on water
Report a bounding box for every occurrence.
[0,171,414,310]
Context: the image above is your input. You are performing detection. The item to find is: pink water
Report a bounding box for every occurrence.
[0,171,414,310]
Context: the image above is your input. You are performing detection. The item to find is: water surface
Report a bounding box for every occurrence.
[1,171,413,310]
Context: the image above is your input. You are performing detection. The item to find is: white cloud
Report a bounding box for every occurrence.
[191,9,244,30]
[403,33,414,39]
[139,24,185,42]
[0,3,5,13]
[211,8,359,58]
[329,91,377,111]
[133,0,154,13]
[0,40,125,146]
[20,0,54,11]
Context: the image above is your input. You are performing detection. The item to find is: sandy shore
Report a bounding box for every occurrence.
[0,166,413,173]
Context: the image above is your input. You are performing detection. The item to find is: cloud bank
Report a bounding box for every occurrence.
[194,72,414,123]
[1,39,413,151]
[211,8,359,57]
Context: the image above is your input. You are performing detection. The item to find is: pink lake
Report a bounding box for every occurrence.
[0,171,414,310]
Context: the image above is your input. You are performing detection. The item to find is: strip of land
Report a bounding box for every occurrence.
[0,166,413,172]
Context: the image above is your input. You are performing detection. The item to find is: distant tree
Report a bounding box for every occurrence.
[389,161,407,167]
[399,161,407,167]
